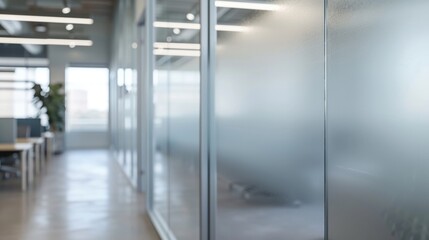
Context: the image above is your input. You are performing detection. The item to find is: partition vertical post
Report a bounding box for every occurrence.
[323,0,328,238]
[145,0,155,212]
[208,0,217,239]
[136,25,145,192]
[200,0,210,238]
[136,23,143,192]
[200,0,218,238]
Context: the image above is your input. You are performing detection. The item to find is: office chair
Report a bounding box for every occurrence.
[0,153,20,180]
[0,125,28,180]
[17,125,31,138]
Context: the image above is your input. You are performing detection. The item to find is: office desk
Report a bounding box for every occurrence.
[0,143,33,191]
[17,137,45,176]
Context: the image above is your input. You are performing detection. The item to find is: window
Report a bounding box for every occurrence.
[65,67,109,131]
[0,67,49,125]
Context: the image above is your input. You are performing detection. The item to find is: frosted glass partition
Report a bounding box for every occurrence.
[215,0,325,239]
[110,0,140,186]
[327,0,429,239]
[152,0,201,239]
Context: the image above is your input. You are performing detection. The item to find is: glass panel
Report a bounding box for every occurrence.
[124,67,133,174]
[117,68,125,165]
[153,68,170,223]
[215,0,325,239]
[123,0,138,183]
[110,0,139,185]
[152,0,201,239]
[327,1,429,239]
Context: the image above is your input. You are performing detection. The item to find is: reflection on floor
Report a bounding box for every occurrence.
[153,153,200,240]
[0,150,159,240]
[217,177,324,240]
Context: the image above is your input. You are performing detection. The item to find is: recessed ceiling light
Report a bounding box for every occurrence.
[173,28,181,35]
[35,25,47,32]
[65,23,74,31]
[62,7,71,14]
[166,36,172,42]
[69,42,76,48]
[186,13,195,21]
[131,42,138,49]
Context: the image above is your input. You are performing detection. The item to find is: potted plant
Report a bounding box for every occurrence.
[32,83,66,153]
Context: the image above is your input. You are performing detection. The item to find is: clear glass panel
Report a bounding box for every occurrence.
[124,67,133,176]
[327,1,429,239]
[152,0,201,239]
[153,68,170,223]
[109,69,118,152]
[116,68,125,165]
[215,0,325,239]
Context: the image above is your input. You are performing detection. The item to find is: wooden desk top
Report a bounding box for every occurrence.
[17,137,44,145]
[0,143,33,151]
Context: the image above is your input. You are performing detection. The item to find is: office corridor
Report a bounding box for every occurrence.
[0,150,159,240]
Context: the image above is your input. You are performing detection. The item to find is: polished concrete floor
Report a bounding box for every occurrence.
[0,150,159,240]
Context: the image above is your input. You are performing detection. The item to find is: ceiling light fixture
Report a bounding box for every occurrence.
[65,23,74,31]
[34,25,47,32]
[154,42,200,50]
[154,21,200,30]
[0,37,92,46]
[62,7,71,14]
[69,42,76,48]
[154,49,200,57]
[215,1,281,11]
[215,24,249,32]
[173,28,181,35]
[0,14,93,25]
[154,21,249,32]
[186,13,195,21]
[62,0,71,14]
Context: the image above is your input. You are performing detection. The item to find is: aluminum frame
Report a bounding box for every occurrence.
[145,0,155,213]
[207,0,217,239]
[200,0,210,238]
[136,21,145,192]
[323,0,328,238]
